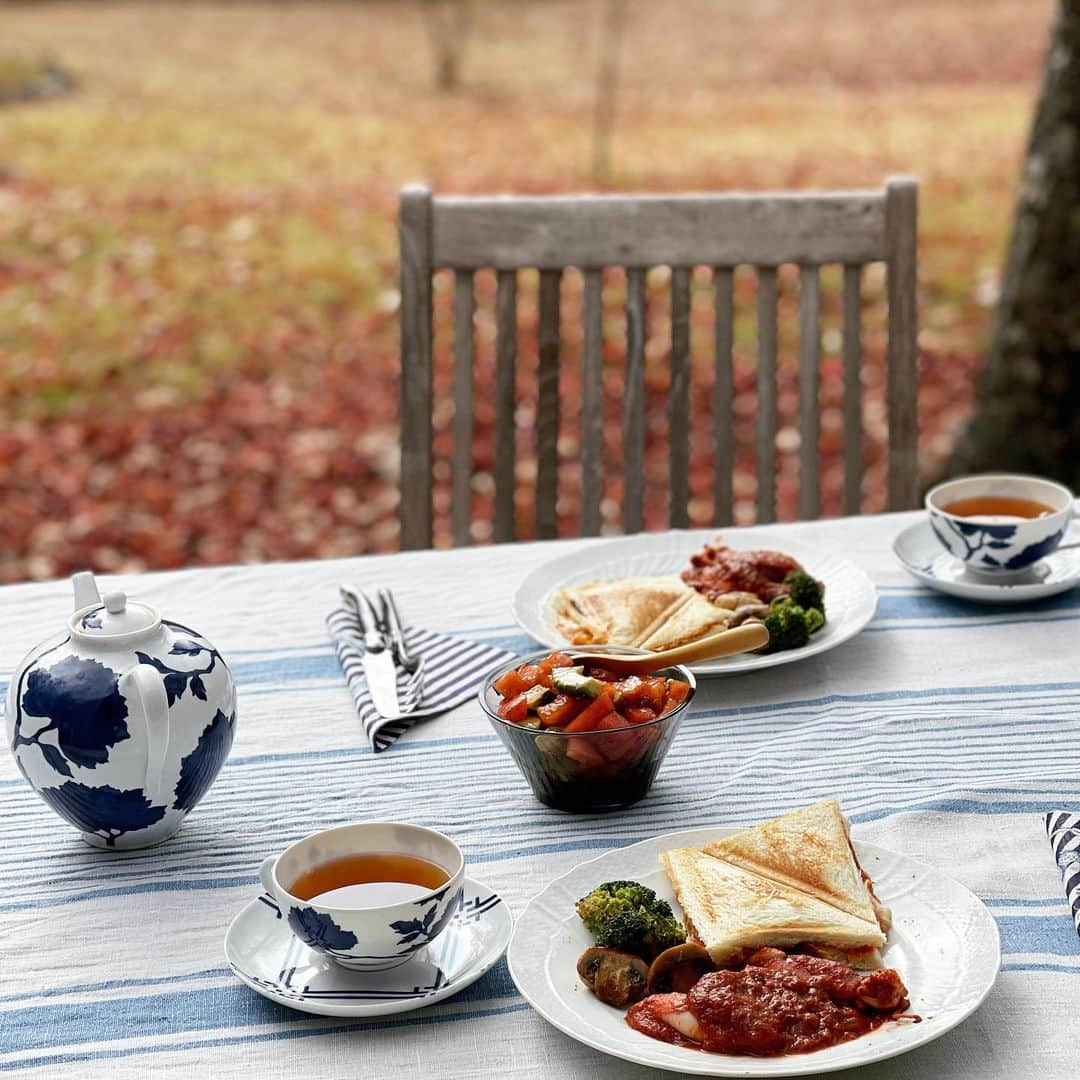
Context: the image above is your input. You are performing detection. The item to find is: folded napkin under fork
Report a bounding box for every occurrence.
[327,605,516,752]
[1045,811,1080,939]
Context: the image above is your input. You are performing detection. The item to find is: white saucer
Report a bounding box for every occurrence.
[893,519,1080,603]
[225,877,511,1017]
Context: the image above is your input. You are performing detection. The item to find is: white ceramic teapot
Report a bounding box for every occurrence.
[6,572,236,849]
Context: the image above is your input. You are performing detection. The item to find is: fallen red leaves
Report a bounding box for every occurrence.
[0,358,400,581]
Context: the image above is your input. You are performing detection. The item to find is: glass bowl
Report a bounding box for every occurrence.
[478,648,696,814]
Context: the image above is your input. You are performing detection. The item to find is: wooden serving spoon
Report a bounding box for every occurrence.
[572,621,770,676]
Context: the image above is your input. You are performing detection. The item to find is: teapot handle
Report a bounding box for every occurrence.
[121,664,171,802]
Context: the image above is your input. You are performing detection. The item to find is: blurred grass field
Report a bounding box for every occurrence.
[0,0,1056,579]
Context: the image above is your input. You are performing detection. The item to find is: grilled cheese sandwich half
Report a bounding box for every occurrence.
[660,846,887,969]
[702,798,891,933]
[635,591,734,651]
[549,575,753,651]
[550,576,690,646]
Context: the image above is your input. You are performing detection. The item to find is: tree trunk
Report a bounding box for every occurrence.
[423,0,472,92]
[437,49,458,92]
[947,0,1080,488]
[592,0,630,186]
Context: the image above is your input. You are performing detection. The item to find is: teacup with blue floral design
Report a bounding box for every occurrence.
[259,822,464,971]
[926,473,1074,575]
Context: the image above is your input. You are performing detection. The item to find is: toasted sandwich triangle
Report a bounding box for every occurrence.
[701,797,890,930]
[551,576,690,645]
[636,591,733,650]
[660,847,885,969]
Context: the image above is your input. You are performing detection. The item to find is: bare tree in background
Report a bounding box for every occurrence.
[948,0,1080,487]
[593,0,630,185]
[421,0,474,91]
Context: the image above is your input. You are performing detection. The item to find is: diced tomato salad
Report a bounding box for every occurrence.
[492,652,691,733]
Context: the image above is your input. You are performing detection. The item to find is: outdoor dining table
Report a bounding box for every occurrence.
[1,510,1077,1078]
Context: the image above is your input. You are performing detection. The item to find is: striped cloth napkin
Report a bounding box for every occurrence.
[1045,811,1080,940]
[326,608,516,752]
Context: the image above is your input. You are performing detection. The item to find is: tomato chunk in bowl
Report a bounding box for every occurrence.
[479,649,696,813]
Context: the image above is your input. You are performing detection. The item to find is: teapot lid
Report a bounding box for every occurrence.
[75,591,159,637]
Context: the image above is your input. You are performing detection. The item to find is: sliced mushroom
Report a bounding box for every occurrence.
[646,943,717,994]
[727,604,770,628]
[577,946,650,1007]
[709,591,763,610]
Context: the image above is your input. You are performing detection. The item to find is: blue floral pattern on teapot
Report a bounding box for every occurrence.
[5,572,236,849]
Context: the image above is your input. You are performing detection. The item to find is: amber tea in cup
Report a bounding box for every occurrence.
[940,496,1055,522]
[288,852,450,907]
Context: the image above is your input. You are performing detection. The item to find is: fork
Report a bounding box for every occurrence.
[377,587,426,713]
[396,657,426,715]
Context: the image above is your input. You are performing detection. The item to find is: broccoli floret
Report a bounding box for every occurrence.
[784,570,825,614]
[575,884,645,935]
[575,881,667,931]
[806,606,825,635]
[575,880,686,958]
[763,601,812,652]
[641,910,688,955]
[593,908,651,950]
[589,880,662,914]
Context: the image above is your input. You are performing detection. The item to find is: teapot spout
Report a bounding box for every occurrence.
[72,571,101,612]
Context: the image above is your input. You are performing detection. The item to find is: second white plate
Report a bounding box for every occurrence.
[508,827,1000,1077]
[512,530,877,675]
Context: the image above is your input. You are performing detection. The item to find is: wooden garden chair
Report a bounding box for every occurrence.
[398,178,918,549]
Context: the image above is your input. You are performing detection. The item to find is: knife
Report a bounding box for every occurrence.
[340,586,403,719]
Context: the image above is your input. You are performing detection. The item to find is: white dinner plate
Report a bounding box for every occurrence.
[893,519,1080,603]
[512,530,877,675]
[508,827,1000,1077]
[226,876,511,1017]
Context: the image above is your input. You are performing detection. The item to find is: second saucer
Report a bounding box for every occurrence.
[893,519,1080,603]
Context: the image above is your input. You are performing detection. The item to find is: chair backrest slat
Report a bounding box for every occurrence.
[885,178,919,512]
[494,269,517,542]
[842,264,863,515]
[623,267,647,534]
[756,267,779,524]
[399,179,919,547]
[669,267,692,528]
[431,193,886,269]
[712,267,735,526]
[798,264,821,521]
[580,268,605,536]
[399,186,435,550]
[452,270,475,546]
[535,269,561,539]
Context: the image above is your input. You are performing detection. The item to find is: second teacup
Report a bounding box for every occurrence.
[259,822,465,971]
[926,473,1074,575]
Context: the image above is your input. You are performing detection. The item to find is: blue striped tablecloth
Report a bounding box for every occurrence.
[1,512,1077,1078]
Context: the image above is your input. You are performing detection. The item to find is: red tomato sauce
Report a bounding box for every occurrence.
[627,950,910,1057]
